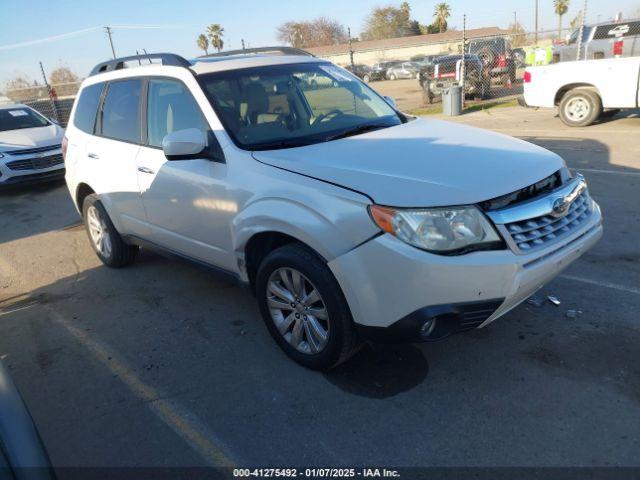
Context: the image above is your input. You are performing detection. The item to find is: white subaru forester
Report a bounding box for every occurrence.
[64,49,602,370]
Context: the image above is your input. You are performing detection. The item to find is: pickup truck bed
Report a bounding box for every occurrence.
[523,56,640,126]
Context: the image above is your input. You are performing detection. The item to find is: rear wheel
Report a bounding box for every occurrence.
[389,73,397,81]
[256,244,359,370]
[362,74,371,83]
[559,88,602,127]
[82,194,138,268]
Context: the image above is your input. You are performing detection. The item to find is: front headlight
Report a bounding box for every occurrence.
[369,204,503,255]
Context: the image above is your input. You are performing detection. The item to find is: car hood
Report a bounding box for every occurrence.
[252,118,564,207]
[0,124,63,151]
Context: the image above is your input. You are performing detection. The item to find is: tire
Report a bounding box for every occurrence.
[362,74,371,83]
[477,48,495,67]
[82,194,138,268]
[559,88,602,127]
[389,73,396,81]
[255,243,359,370]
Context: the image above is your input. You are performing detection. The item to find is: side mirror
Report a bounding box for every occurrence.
[162,128,207,161]
[383,96,397,109]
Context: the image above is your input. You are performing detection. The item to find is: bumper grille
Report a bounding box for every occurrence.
[6,154,64,171]
[505,190,592,252]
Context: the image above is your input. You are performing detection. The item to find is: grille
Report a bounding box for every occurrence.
[5,144,61,156]
[6,154,64,171]
[505,190,592,252]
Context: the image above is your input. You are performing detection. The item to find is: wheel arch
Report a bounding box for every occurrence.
[75,183,95,216]
[554,83,601,105]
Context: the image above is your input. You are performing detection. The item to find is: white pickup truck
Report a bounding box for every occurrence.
[523,56,640,126]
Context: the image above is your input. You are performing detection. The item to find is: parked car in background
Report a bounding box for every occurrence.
[410,54,446,67]
[0,359,55,479]
[386,62,421,80]
[344,64,373,83]
[553,18,640,62]
[419,54,490,103]
[369,61,402,81]
[523,56,640,126]
[467,37,517,82]
[0,104,65,187]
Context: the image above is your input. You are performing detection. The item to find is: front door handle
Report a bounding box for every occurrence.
[137,166,155,174]
[87,153,99,159]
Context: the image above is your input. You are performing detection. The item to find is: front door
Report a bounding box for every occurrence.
[136,77,236,271]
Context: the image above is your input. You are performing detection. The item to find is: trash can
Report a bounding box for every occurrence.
[442,86,463,116]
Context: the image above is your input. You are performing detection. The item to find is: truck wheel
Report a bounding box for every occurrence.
[82,194,138,268]
[559,88,602,127]
[256,243,359,370]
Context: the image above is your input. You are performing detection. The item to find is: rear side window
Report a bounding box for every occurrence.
[100,79,142,143]
[146,79,208,147]
[73,83,103,133]
[593,22,640,40]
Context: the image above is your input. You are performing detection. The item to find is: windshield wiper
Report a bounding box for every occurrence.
[250,139,314,151]
[324,123,393,142]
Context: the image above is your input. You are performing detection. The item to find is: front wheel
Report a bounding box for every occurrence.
[559,88,602,127]
[82,194,138,268]
[389,73,396,81]
[255,244,359,370]
[362,74,371,83]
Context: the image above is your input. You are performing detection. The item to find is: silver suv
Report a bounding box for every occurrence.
[64,50,602,370]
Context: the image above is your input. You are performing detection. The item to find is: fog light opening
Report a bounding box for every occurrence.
[419,318,436,339]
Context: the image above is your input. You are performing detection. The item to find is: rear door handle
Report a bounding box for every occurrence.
[137,166,155,174]
[87,153,99,159]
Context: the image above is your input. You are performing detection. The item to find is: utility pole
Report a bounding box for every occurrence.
[39,61,59,122]
[576,0,588,61]
[534,0,539,44]
[241,39,246,50]
[105,26,116,59]
[461,14,466,107]
[348,27,354,68]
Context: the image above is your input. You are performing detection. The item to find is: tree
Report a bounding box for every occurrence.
[361,5,414,40]
[4,74,32,92]
[433,3,451,33]
[277,17,347,48]
[49,65,79,85]
[509,21,528,47]
[206,24,224,52]
[569,10,583,30]
[197,34,209,55]
[408,20,423,36]
[554,0,570,39]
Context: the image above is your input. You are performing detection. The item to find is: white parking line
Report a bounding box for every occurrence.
[575,168,640,177]
[47,306,238,468]
[560,274,640,295]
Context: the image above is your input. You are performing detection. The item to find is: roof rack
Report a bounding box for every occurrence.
[89,53,191,77]
[200,46,315,59]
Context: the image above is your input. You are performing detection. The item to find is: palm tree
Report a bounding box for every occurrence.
[206,24,225,53]
[554,0,570,39]
[197,34,209,55]
[433,3,451,33]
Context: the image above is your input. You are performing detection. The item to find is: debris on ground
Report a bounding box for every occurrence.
[565,310,583,318]
[547,296,561,306]
[526,296,544,307]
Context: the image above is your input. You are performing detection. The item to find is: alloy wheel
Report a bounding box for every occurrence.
[266,267,330,355]
[87,205,112,258]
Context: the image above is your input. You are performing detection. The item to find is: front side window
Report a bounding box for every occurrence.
[199,62,401,150]
[73,83,103,133]
[146,79,209,147]
[0,107,49,132]
[100,79,141,143]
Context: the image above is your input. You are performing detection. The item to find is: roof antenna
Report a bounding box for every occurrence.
[142,48,153,64]
[135,51,142,65]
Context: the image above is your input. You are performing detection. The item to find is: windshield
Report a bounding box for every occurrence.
[0,107,50,132]
[199,62,402,150]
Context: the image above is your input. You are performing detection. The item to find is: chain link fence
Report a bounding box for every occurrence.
[4,81,80,126]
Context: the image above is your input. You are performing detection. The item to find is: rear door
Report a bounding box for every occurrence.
[89,78,149,236]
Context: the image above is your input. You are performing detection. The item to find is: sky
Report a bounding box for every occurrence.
[1,0,639,84]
